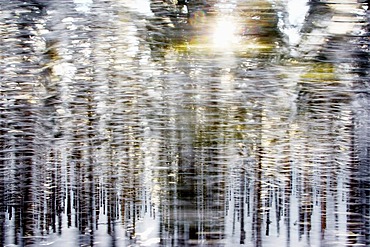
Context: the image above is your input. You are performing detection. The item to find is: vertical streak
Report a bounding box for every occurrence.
[240,167,246,244]
[253,108,263,247]
[347,112,362,245]
[0,105,6,246]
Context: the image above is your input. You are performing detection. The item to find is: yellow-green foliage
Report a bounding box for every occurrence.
[301,63,337,82]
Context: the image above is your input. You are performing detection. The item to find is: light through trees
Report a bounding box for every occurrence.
[0,0,369,246]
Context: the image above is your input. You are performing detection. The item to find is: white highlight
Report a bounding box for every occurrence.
[286,0,309,45]
[124,0,153,16]
[73,0,93,13]
[212,17,239,49]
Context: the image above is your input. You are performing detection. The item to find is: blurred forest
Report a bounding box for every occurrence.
[0,0,369,246]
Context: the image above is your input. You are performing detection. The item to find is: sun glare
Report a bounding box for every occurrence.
[212,17,239,49]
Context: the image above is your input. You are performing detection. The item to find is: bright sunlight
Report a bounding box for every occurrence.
[212,16,240,49]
